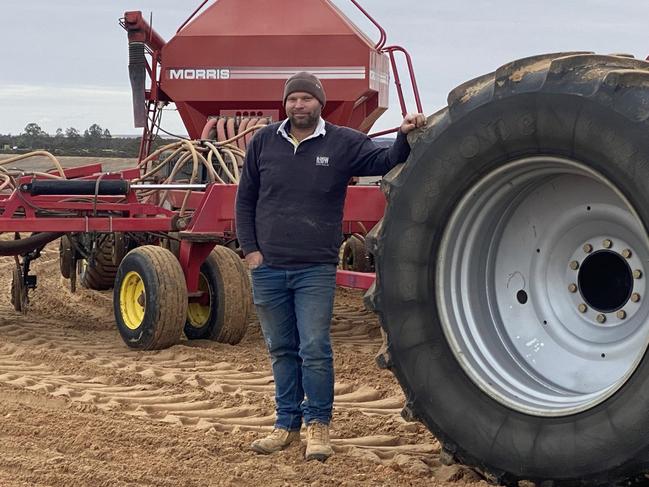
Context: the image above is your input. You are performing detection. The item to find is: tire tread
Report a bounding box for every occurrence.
[80,235,118,290]
[211,245,251,345]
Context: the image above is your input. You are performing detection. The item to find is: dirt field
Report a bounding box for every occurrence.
[0,154,138,174]
[0,155,491,486]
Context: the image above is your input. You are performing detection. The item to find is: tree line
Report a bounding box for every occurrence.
[0,123,168,158]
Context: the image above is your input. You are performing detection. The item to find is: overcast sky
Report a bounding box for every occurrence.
[1,1,648,136]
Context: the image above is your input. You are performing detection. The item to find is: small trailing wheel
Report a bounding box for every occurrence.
[340,235,372,272]
[113,245,188,350]
[10,266,26,313]
[369,53,649,485]
[59,235,74,279]
[184,245,251,344]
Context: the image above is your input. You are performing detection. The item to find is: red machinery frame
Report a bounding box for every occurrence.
[121,0,422,159]
[116,0,422,292]
[0,163,385,292]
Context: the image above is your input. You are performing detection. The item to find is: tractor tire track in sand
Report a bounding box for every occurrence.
[0,242,487,486]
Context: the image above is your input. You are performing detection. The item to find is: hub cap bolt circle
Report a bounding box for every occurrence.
[569,260,580,270]
[583,243,593,253]
[603,239,613,249]
[568,283,578,293]
[596,314,607,324]
[633,269,643,279]
[617,310,627,320]
[622,248,632,259]
[578,303,588,313]
[631,293,641,303]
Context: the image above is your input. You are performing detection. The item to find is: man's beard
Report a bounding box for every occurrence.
[288,109,320,130]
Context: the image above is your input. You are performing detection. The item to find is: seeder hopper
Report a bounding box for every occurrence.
[1,0,420,350]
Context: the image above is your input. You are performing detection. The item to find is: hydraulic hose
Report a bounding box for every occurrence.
[0,232,63,256]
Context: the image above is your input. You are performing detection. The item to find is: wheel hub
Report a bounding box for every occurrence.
[565,237,645,328]
[577,250,633,313]
[437,156,649,416]
[579,249,631,313]
[119,271,146,330]
[187,273,211,328]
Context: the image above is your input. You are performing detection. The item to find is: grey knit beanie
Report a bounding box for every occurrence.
[283,72,326,107]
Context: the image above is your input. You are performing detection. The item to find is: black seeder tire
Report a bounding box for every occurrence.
[59,235,74,279]
[366,53,649,486]
[113,245,188,350]
[80,234,119,290]
[10,266,25,313]
[184,245,251,344]
[340,235,372,272]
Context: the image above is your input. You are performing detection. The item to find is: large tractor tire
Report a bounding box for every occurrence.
[184,245,251,344]
[367,53,649,486]
[80,234,119,290]
[113,245,188,350]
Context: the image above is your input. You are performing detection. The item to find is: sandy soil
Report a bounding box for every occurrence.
[0,155,492,486]
[0,246,496,487]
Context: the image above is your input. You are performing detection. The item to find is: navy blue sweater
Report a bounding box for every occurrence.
[235,120,411,268]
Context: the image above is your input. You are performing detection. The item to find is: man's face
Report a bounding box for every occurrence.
[285,92,321,130]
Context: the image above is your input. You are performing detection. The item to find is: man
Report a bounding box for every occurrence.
[235,72,425,461]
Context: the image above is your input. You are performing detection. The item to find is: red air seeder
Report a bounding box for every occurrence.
[121,0,421,289]
[2,0,421,320]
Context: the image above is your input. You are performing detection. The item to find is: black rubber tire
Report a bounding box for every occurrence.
[161,233,181,258]
[184,245,251,344]
[367,53,649,486]
[80,234,118,290]
[224,238,244,258]
[59,235,73,279]
[10,266,25,313]
[113,245,188,350]
[340,235,371,272]
[111,232,128,266]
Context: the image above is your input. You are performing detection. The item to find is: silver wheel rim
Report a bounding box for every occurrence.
[437,156,649,416]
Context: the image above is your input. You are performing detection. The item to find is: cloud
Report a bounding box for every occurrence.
[2,0,649,136]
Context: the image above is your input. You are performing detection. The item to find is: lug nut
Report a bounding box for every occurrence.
[616,310,627,320]
[633,269,643,279]
[568,283,578,293]
[569,260,580,270]
[603,239,613,249]
[622,248,632,259]
[578,303,588,313]
[631,293,641,303]
[583,243,593,253]
[596,313,607,324]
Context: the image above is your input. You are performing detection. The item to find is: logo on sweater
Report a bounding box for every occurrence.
[316,156,329,167]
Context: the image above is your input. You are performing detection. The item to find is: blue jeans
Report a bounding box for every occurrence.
[251,263,336,431]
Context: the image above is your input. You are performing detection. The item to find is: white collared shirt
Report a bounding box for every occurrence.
[277,117,327,153]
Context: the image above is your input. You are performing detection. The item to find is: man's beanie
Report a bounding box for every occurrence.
[283,72,326,107]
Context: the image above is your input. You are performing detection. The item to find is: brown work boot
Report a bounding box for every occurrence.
[305,422,333,461]
[250,428,300,454]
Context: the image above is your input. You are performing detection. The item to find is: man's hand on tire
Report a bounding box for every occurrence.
[399,113,427,134]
